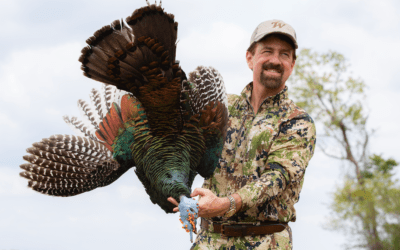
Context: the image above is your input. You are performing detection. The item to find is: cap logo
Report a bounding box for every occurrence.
[272,21,286,28]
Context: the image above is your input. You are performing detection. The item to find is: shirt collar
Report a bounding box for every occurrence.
[241,82,289,110]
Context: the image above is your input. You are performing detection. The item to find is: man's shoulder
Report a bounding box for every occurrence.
[285,98,314,124]
[227,93,242,106]
[279,99,316,140]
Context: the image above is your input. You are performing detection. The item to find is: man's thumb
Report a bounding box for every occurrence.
[190,187,205,197]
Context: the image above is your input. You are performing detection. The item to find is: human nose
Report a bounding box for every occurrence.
[268,51,281,64]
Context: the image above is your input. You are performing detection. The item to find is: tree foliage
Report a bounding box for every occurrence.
[331,155,400,249]
[289,49,400,249]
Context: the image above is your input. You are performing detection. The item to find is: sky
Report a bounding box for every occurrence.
[1,0,399,249]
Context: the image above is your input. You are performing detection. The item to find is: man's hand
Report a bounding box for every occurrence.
[168,188,229,217]
[167,196,180,213]
[190,188,230,218]
[168,188,242,218]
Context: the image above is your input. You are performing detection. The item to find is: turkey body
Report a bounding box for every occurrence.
[19,2,228,238]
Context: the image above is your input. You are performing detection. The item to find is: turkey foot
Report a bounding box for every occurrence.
[178,195,199,243]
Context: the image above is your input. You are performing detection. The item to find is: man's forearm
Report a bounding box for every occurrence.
[236,170,287,211]
[231,193,242,214]
[218,193,243,217]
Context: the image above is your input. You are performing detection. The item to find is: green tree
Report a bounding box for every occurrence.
[289,49,400,250]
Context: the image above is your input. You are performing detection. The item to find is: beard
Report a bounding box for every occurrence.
[259,63,284,89]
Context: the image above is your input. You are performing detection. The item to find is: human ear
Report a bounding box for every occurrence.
[289,58,296,75]
[246,51,254,70]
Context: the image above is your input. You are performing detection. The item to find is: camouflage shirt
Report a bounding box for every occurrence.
[202,82,316,223]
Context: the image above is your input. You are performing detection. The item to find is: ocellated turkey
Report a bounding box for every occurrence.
[19,2,228,242]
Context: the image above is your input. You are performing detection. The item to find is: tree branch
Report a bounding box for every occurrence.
[339,120,362,183]
[359,131,369,164]
[319,146,345,160]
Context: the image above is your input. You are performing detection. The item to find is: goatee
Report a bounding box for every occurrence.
[259,63,284,89]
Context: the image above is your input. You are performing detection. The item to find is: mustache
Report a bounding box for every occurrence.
[262,63,283,73]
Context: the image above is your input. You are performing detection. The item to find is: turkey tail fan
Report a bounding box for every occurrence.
[94,92,149,157]
[19,135,132,197]
[79,3,181,96]
[63,85,128,143]
[95,101,125,152]
[79,18,145,91]
[90,87,107,122]
[182,66,228,139]
[63,115,98,142]
[103,84,128,113]
[77,99,99,130]
[186,66,228,117]
[126,3,178,69]
[79,3,185,137]
[181,66,229,178]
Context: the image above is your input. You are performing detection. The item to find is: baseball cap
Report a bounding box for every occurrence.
[250,19,298,49]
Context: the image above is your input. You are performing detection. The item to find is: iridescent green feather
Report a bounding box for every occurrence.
[112,127,135,164]
[197,127,225,178]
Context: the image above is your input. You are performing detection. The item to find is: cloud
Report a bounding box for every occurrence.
[177,22,252,95]
[117,184,148,201]
[126,211,156,226]
[0,167,33,196]
[44,107,61,116]
[320,22,400,88]
[0,112,19,130]
[0,42,82,108]
[297,213,326,226]
[368,91,400,158]
[191,175,205,190]
[303,174,336,192]
[179,22,250,63]
[364,0,400,31]
[0,0,19,21]
[314,11,400,163]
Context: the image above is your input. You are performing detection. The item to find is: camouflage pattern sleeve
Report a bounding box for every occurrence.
[237,169,287,212]
[268,115,316,186]
[227,93,240,106]
[236,115,316,211]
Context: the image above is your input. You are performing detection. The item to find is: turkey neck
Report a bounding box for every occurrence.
[135,134,192,199]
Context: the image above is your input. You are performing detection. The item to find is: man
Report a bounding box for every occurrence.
[169,19,316,249]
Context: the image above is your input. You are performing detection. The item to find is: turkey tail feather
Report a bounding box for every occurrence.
[19,135,130,197]
[90,88,106,121]
[63,116,98,141]
[187,66,228,116]
[126,4,178,65]
[181,66,229,178]
[79,3,180,97]
[77,99,99,129]
[79,3,186,137]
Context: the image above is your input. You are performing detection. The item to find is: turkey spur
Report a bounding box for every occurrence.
[19,3,228,242]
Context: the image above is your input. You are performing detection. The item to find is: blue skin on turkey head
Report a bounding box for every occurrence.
[179,196,199,243]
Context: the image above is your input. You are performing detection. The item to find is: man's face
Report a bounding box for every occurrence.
[246,36,295,89]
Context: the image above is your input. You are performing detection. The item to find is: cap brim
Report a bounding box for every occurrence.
[254,31,298,49]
